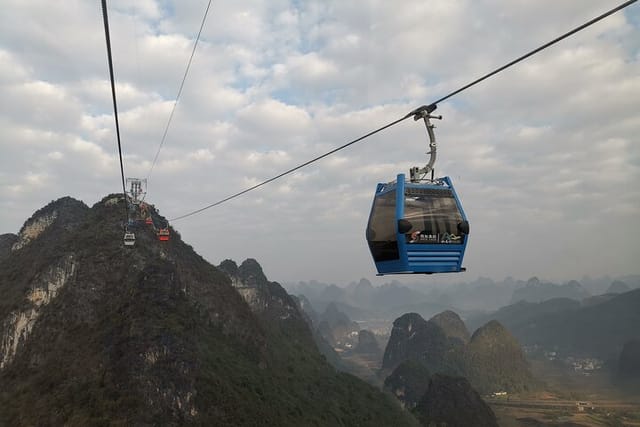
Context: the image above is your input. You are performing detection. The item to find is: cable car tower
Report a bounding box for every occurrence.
[126,178,147,205]
[122,178,147,247]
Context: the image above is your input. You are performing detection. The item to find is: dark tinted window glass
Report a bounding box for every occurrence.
[367,190,399,261]
[404,188,464,244]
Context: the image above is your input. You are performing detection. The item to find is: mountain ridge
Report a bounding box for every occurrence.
[382,311,532,394]
[0,195,418,426]
[468,289,640,358]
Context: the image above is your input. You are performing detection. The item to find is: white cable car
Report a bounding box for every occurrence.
[123,231,136,246]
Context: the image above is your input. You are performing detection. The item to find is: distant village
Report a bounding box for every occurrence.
[523,345,605,376]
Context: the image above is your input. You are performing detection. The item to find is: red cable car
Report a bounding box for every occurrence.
[145,217,153,225]
[158,228,170,241]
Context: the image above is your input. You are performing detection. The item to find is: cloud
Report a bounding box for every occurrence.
[0,0,638,285]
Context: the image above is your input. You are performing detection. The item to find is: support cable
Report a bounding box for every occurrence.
[170,0,637,222]
[431,0,638,106]
[146,0,213,182]
[101,0,129,223]
[170,115,410,221]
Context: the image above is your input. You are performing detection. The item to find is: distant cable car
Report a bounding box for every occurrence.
[158,228,170,242]
[145,217,153,225]
[366,105,469,274]
[123,231,136,246]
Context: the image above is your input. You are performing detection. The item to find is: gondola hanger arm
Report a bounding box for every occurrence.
[409,105,442,183]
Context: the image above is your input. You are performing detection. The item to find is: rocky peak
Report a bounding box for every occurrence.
[219,258,270,311]
[429,310,470,344]
[470,319,508,342]
[218,258,309,347]
[512,277,590,304]
[1,194,418,426]
[382,313,533,395]
[526,276,541,287]
[354,329,380,355]
[218,258,239,276]
[608,280,631,294]
[237,258,269,285]
[383,360,431,409]
[391,312,429,335]
[465,320,532,394]
[0,254,77,369]
[0,195,266,423]
[317,303,359,347]
[354,278,373,293]
[320,284,346,301]
[383,311,471,373]
[382,313,428,370]
[414,374,498,427]
[11,197,87,251]
[322,302,353,327]
[566,280,582,289]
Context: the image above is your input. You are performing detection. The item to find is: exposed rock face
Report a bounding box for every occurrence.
[218,258,300,323]
[465,320,532,394]
[10,197,88,252]
[383,360,431,409]
[218,258,320,360]
[382,312,464,376]
[11,212,58,251]
[1,255,76,369]
[414,374,499,427]
[0,195,415,426]
[0,197,89,371]
[0,196,256,423]
[382,313,429,371]
[354,329,380,355]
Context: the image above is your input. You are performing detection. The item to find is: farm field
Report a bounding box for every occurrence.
[489,359,640,427]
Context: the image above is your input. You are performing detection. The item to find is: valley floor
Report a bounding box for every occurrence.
[490,396,640,427]
[490,359,640,427]
[338,349,640,426]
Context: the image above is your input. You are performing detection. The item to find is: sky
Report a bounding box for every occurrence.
[1,0,639,286]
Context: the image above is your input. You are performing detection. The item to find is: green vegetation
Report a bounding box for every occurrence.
[384,360,432,409]
[413,374,498,427]
[0,196,418,426]
[464,321,533,394]
[383,312,533,395]
[468,291,640,359]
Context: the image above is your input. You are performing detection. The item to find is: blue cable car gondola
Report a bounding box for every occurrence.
[366,105,469,275]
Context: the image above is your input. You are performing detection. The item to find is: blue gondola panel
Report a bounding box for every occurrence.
[366,173,469,274]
